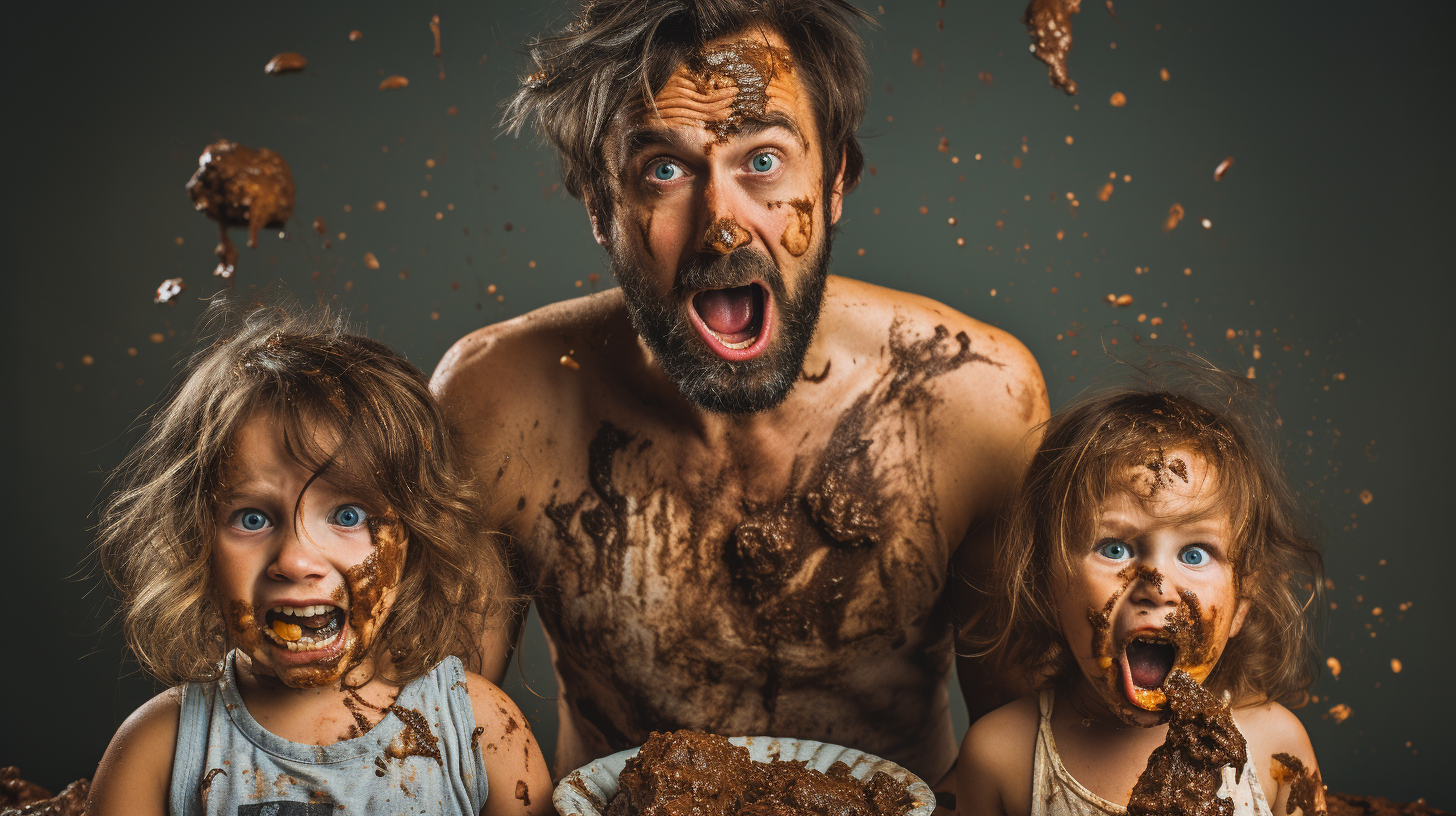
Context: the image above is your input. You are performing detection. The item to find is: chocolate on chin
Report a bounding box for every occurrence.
[606,730,917,816]
[184,140,295,279]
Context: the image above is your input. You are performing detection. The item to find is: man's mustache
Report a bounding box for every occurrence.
[673,247,783,297]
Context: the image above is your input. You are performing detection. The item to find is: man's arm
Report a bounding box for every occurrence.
[432,327,533,685]
[944,325,1049,725]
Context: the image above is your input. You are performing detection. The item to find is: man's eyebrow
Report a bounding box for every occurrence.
[623,112,810,161]
[734,112,808,149]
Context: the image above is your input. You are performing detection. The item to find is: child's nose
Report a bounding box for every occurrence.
[266,524,330,582]
[1127,563,1179,607]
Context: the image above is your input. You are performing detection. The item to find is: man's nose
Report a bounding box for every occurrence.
[700,180,751,254]
[267,523,330,583]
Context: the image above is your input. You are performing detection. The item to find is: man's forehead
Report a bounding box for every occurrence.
[630,29,812,152]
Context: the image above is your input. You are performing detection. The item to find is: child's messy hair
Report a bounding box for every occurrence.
[970,362,1323,708]
[97,298,518,687]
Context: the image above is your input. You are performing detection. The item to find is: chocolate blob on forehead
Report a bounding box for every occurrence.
[682,38,794,141]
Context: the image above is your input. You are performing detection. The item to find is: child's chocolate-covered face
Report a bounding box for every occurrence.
[212,413,406,689]
[1051,449,1250,726]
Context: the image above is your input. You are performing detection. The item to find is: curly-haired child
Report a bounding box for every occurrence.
[89,303,552,816]
[956,384,1326,816]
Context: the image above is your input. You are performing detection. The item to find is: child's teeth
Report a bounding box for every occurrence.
[270,604,334,617]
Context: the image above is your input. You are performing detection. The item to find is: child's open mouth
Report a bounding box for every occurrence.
[687,283,774,361]
[1122,634,1177,710]
[262,604,346,652]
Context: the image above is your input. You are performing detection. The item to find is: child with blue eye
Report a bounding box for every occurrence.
[956,387,1327,816]
[89,303,552,816]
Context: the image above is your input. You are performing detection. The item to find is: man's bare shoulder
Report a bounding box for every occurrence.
[431,289,633,419]
[826,276,1048,449]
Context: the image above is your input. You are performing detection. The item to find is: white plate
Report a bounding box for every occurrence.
[552,736,937,816]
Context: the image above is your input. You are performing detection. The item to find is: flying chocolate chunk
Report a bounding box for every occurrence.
[185,140,295,278]
[1022,0,1081,95]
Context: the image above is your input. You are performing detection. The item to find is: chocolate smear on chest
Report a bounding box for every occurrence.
[684,40,794,142]
[540,319,1000,744]
[1127,670,1247,816]
[185,140,295,279]
[1021,0,1081,95]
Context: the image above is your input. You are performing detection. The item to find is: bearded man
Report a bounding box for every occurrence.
[432,0,1048,786]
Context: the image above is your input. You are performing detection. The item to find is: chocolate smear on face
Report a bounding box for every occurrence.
[705,217,750,254]
[1270,753,1325,816]
[772,197,815,257]
[683,40,794,142]
[1127,670,1247,816]
[185,141,295,279]
[1021,0,1081,95]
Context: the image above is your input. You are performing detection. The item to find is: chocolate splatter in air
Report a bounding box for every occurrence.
[1127,670,1248,816]
[185,141,294,279]
[1022,0,1081,94]
[684,39,794,142]
[264,53,307,74]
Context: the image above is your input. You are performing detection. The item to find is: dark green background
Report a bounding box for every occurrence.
[3,0,1451,805]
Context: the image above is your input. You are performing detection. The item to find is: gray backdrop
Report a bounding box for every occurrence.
[3,0,1451,805]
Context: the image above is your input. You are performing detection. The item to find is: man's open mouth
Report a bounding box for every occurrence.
[1121,634,1177,709]
[687,282,774,361]
[262,604,346,652]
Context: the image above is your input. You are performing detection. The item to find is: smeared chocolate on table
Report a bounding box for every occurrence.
[606,731,916,816]
[1021,0,1081,95]
[185,140,295,279]
[1127,670,1248,816]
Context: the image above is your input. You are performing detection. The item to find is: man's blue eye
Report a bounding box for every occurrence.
[652,162,681,181]
[1180,547,1209,566]
[238,510,270,532]
[750,153,777,172]
[332,505,367,528]
[1097,541,1130,560]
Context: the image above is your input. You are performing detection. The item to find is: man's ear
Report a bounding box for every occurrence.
[585,195,610,248]
[829,147,847,226]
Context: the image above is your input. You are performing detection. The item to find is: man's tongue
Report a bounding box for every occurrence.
[694,285,758,342]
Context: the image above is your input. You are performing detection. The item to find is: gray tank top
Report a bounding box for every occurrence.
[169,651,489,816]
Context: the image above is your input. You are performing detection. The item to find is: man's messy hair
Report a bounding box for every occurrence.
[502,0,872,228]
[96,298,519,686]
[967,362,1324,708]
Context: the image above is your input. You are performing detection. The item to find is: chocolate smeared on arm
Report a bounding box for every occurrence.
[1021,0,1081,95]
[1127,670,1248,816]
[1270,753,1327,816]
[185,140,295,279]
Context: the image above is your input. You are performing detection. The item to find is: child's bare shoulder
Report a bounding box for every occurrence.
[955,695,1040,816]
[462,671,528,736]
[1235,700,1320,775]
[462,671,553,816]
[88,688,184,815]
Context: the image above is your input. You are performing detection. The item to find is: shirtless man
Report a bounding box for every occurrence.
[432,0,1048,785]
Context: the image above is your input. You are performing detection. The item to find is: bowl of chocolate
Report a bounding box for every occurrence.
[553,730,935,816]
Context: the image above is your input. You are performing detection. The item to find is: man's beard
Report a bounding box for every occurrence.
[612,229,831,415]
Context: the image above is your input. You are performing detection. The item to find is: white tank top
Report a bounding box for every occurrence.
[1030,689,1274,816]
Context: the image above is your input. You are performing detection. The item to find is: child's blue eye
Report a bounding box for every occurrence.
[750,152,778,173]
[1180,546,1209,566]
[1096,540,1131,560]
[652,162,682,181]
[236,509,271,532]
[331,505,367,528]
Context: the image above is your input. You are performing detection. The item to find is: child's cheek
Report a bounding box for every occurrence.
[344,515,408,654]
[225,599,264,655]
